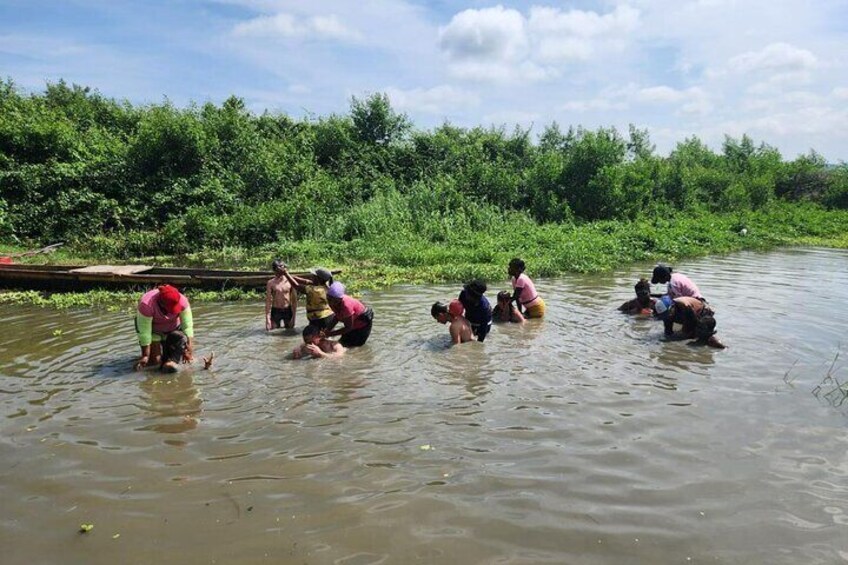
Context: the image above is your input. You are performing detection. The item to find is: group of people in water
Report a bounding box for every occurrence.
[132,257,724,371]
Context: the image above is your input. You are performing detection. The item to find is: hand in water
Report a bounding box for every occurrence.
[134,356,149,371]
[202,352,215,369]
[182,351,194,364]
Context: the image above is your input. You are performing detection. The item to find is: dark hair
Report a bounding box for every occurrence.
[431,301,448,318]
[161,330,188,366]
[509,258,525,273]
[635,278,651,295]
[497,290,511,301]
[463,279,487,297]
[695,315,717,339]
[302,325,321,340]
[272,259,286,272]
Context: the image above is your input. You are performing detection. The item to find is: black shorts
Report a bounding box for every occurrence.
[308,315,337,332]
[270,306,294,328]
[470,321,492,342]
[340,308,373,347]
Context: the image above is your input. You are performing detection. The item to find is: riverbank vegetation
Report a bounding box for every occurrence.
[1,80,847,305]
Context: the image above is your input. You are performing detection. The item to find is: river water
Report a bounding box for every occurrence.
[1,248,847,564]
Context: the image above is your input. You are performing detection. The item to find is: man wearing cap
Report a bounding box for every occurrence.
[651,264,703,300]
[325,282,374,347]
[135,285,195,370]
[281,267,336,331]
[265,259,297,331]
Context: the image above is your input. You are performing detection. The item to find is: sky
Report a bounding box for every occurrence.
[1,0,847,159]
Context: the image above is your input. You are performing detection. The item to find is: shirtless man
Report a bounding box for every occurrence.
[431,300,474,346]
[292,324,345,359]
[265,259,297,331]
[619,279,655,315]
[654,295,726,349]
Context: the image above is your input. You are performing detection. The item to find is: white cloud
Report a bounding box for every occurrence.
[529,5,639,63]
[439,6,528,62]
[635,85,712,114]
[832,87,848,100]
[385,85,479,115]
[233,12,362,42]
[728,42,818,74]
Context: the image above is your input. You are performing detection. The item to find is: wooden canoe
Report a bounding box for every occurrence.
[0,264,336,291]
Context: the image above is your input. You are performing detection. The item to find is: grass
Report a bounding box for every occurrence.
[2,202,848,308]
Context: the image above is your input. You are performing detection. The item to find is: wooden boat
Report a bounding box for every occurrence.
[0,263,332,291]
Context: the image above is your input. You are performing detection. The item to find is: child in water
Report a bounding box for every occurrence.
[292,325,346,359]
[493,291,525,323]
[618,279,655,315]
[509,258,545,318]
[431,300,474,345]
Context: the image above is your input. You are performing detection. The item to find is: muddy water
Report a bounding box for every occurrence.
[1,248,848,564]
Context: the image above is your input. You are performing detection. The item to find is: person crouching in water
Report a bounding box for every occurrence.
[431,300,474,345]
[135,284,194,371]
[292,325,345,359]
[325,282,374,347]
[459,279,492,342]
[493,291,525,323]
[619,279,656,315]
[265,259,297,331]
[508,258,545,318]
[653,295,726,349]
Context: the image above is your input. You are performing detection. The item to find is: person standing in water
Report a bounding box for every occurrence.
[265,259,297,331]
[325,282,374,347]
[509,258,545,318]
[135,284,194,370]
[281,267,337,332]
[431,300,474,345]
[651,264,704,300]
[458,279,492,342]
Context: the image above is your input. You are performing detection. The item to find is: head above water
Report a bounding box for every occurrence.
[651,264,673,285]
[448,299,464,318]
[508,258,525,277]
[302,324,322,344]
[635,278,652,307]
[311,267,333,285]
[156,284,184,315]
[463,279,487,297]
[272,259,286,273]
[497,290,511,303]
[327,282,346,300]
[695,315,717,340]
[431,301,449,323]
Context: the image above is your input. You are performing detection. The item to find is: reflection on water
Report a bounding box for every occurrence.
[1,248,848,564]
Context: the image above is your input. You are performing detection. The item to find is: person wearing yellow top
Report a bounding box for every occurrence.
[281,267,336,331]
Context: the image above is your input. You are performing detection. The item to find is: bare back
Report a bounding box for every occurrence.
[450,316,474,344]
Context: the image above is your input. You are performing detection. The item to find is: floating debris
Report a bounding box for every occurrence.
[79,524,94,533]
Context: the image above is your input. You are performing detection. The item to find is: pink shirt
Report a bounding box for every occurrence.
[668,273,703,300]
[511,273,541,308]
[331,295,368,329]
[138,288,190,334]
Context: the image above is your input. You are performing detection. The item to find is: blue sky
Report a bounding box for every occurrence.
[2,0,847,159]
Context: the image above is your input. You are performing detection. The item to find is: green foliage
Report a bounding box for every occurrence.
[1,80,845,259]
